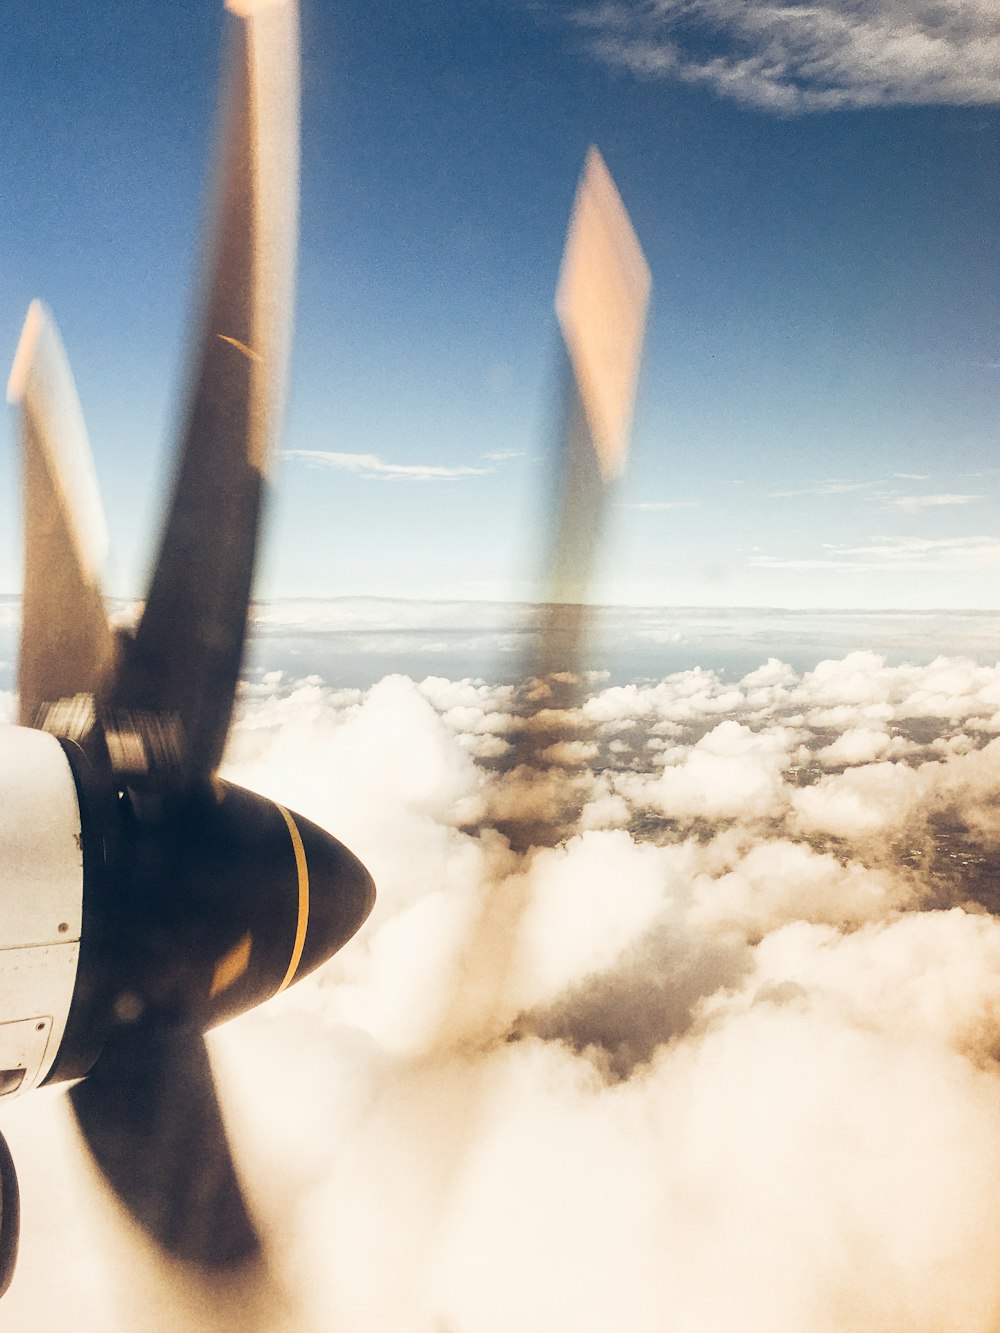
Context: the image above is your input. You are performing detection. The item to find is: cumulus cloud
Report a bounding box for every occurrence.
[13,647,1000,1329]
[571,0,1000,112]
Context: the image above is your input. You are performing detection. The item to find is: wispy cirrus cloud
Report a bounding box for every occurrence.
[281,449,492,481]
[483,449,527,463]
[891,493,984,512]
[752,534,1000,573]
[570,0,1000,112]
[769,479,870,499]
[619,499,701,510]
[766,480,990,511]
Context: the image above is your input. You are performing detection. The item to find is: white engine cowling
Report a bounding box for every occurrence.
[0,727,83,1096]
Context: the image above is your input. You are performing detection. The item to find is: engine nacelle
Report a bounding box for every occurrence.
[0,721,376,1104]
[0,728,84,1097]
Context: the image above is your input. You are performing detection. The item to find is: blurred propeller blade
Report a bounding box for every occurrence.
[0,1130,19,1299]
[110,0,299,784]
[535,145,651,682]
[556,146,651,488]
[7,300,114,728]
[70,1021,260,1267]
[357,159,651,1321]
[449,143,651,1010]
[515,149,650,845]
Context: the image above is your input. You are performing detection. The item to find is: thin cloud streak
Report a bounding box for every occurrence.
[753,534,1000,573]
[891,494,984,512]
[572,0,1000,112]
[282,450,492,481]
[769,480,870,499]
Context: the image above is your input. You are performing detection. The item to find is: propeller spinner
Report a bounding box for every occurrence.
[0,0,373,1294]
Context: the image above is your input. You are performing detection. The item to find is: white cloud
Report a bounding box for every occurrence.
[791,756,928,839]
[753,535,1000,573]
[573,0,1000,112]
[281,449,491,481]
[16,648,1000,1329]
[538,738,601,766]
[891,493,984,512]
[690,837,914,935]
[769,479,870,498]
[618,500,700,510]
[815,723,897,765]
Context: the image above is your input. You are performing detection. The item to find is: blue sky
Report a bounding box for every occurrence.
[2,0,999,609]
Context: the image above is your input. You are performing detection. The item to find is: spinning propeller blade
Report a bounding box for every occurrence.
[110,0,299,787]
[70,1022,259,1266]
[534,145,651,683]
[7,301,113,730]
[390,153,651,1310]
[501,145,651,843]
[0,1130,18,1298]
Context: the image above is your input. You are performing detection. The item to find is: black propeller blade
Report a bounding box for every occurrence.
[70,1022,258,1267]
[110,0,299,788]
[0,1130,19,1299]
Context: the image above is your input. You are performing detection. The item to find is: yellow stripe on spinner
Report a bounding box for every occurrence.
[276,803,310,993]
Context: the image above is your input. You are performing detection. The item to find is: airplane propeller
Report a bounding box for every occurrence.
[2,0,374,1294]
[1,0,647,1309]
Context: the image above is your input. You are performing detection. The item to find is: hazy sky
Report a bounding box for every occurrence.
[2,0,999,609]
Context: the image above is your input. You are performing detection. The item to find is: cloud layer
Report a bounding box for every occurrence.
[572,0,1000,111]
[8,647,1000,1329]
